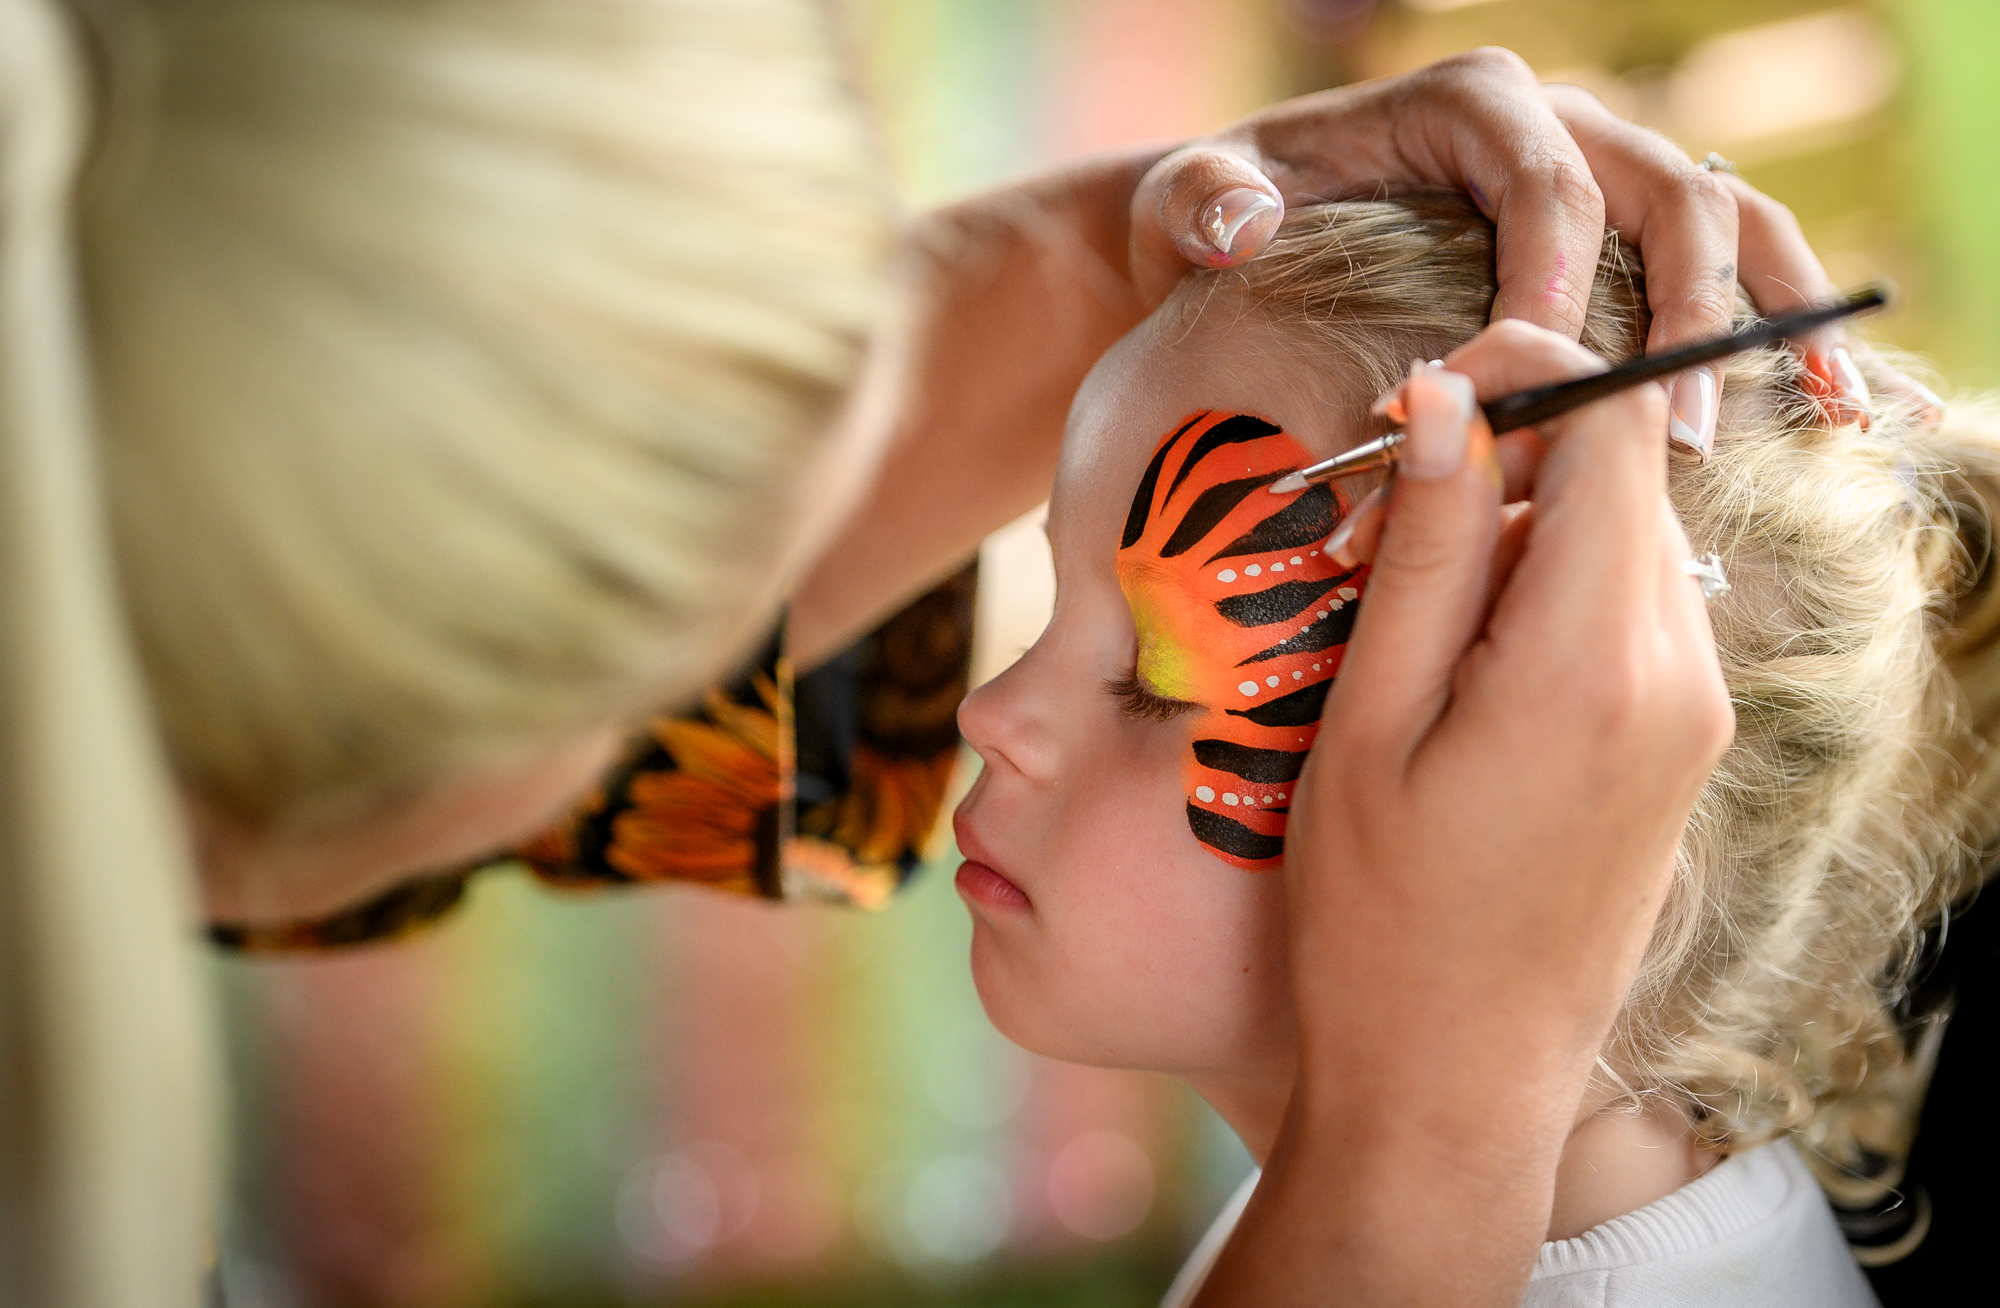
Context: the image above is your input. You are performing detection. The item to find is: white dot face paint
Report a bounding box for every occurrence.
[1338,587,1359,601]
[1195,786,1216,802]
[1270,561,1285,572]
[1317,610,1329,620]
[1311,663,1321,671]
[1291,556,1303,565]
[1245,564,1262,576]
[1277,793,1287,801]
[1216,568,1237,583]
[1223,793,1240,806]
[1292,671,1304,680]
[1238,680,1258,697]
[1265,675,1280,688]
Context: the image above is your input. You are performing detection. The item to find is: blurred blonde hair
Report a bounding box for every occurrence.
[1194,193,2000,1207]
[3,0,889,1303]
[85,0,892,829]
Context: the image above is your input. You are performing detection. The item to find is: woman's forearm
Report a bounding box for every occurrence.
[786,151,1158,667]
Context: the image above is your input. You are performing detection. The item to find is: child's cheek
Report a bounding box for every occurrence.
[1116,412,1371,871]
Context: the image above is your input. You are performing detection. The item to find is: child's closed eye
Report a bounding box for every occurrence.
[1104,670,1198,722]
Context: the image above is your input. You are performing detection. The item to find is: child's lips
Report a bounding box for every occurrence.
[951,809,1031,911]
[955,859,1031,912]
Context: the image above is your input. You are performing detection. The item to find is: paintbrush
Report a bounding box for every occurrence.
[1267,285,1890,494]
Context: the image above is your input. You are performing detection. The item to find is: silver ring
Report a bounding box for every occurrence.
[1682,552,1731,602]
[1699,152,1737,174]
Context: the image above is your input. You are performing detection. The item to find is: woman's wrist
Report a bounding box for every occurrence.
[1195,1077,1564,1308]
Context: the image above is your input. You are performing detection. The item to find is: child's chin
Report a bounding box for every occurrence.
[967,933,1085,1061]
[966,934,1157,1070]
[965,928,1033,1046]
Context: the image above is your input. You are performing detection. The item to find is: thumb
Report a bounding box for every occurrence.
[1326,364,1504,757]
[1128,143,1283,306]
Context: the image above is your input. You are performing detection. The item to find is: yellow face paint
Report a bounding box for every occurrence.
[1117,412,1368,870]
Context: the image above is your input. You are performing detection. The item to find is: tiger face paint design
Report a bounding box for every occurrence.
[1117,412,1368,870]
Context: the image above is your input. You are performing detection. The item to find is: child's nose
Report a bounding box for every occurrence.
[956,660,1060,784]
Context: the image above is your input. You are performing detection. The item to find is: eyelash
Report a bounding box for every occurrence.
[1104,671,1199,722]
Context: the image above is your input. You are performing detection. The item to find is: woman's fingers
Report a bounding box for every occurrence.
[1334,323,1613,581]
[1707,171,1841,316]
[1544,85,1742,353]
[1708,170,1880,426]
[1875,368,1946,428]
[1487,345,1672,693]
[1382,49,1609,337]
[1540,90,1877,433]
[1543,85,1741,457]
[1327,483,1389,570]
[1492,428,1549,502]
[1327,363,1504,758]
[1418,321,1675,681]
[1128,48,1611,333]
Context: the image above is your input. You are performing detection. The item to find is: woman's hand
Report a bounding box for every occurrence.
[1136,49,1820,340]
[1196,323,1732,1307]
[1135,49,1886,452]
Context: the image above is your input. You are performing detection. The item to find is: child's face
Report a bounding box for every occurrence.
[954,301,1368,1087]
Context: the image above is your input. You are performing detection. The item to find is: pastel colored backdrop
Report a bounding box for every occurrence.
[210,3,2000,1305]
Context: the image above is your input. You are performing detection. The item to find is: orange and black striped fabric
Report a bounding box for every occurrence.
[209,564,976,951]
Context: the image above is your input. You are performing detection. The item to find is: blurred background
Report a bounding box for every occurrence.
[211,2,2000,1305]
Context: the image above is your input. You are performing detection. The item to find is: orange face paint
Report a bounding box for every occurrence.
[1117,412,1368,870]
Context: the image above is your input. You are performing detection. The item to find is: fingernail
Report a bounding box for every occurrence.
[1203,188,1280,259]
[1399,361,1475,480]
[1891,374,1946,427]
[1829,346,1873,431]
[1369,370,1413,423]
[1802,347,1869,429]
[1326,516,1358,565]
[1328,484,1388,568]
[1666,367,1718,460]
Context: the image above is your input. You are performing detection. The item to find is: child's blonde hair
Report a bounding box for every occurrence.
[1191,193,2000,1204]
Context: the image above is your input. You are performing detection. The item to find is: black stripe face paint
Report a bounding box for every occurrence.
[1185,804,1286,863]
[1191,739,1308,784]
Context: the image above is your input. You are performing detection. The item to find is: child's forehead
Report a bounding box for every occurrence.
[1050,318,1354,559]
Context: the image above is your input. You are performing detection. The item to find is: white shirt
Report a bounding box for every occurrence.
[1161,1140,1880,1308]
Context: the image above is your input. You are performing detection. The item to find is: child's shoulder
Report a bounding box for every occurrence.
[1531,1140,1877,1308]
[1161,1142,1881,1308]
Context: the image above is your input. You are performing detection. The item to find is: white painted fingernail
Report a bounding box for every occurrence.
[1830,346,1873,431]
[1204,188,1280,257]
[1666,367,1718,460]
[1326,517,1358,562]
[1400,361,1475,480]
[1895,375,1946,427]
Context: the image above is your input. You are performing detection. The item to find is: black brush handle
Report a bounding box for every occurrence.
[1480,286,1889,435]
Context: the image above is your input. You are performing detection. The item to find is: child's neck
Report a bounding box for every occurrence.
[1192,1074,1716,1242]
